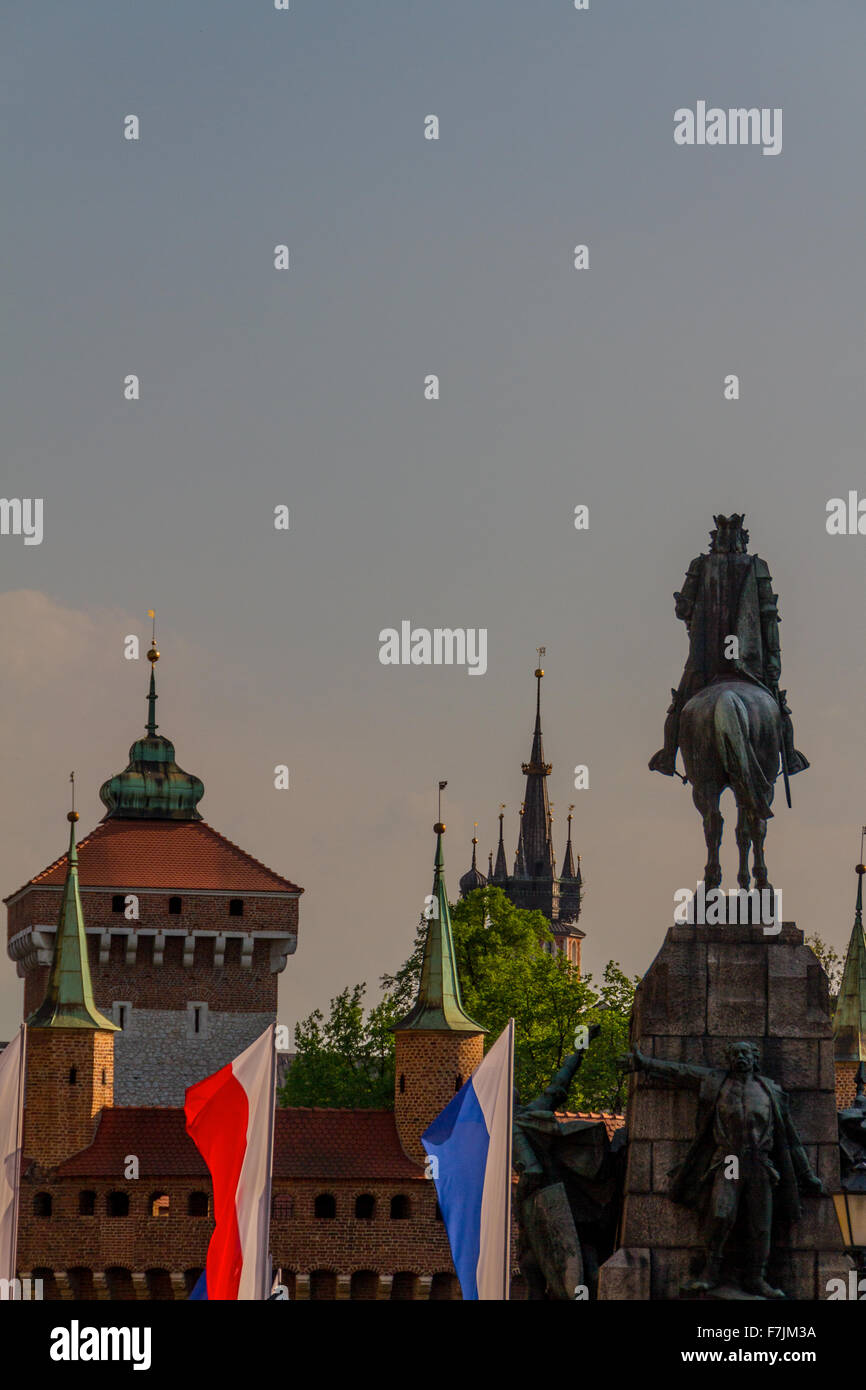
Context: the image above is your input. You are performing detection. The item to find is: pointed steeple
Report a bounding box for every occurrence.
[513,805,527,877]
[488,850,494,878]
[492,805,508,882]
[561,805,578,878]
[519,655,554,879]
[834,863,866,1064]
[28,804,118,1032]
[99,632,205,821]
[393,822,484,1033]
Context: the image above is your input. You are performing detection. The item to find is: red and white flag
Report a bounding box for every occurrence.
[184,1024,276,1300]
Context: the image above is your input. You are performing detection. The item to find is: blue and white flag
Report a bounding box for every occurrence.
[421,1019,514,1300]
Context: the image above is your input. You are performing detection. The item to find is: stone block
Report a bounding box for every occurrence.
[627,1086,699,1141]
[767,948,831,1038]
[651,1247,698,1300]
[788,1089,839,1144]
[762,1036,818,1091]
[622,1193,702,1248]
[769,1249,815,1301]
[790,1197,846,1252]
[818,1039,837,1092]
[651,1141,690,1194]
[707,943,766,1035]
[597,1247,650,1301]
[817,1143,841,1192]
[625,1141,651,1193]
[637,942,707,1036]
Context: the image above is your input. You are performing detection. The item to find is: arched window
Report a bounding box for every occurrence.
[314,1193,336,1219]
[105,1267,135,1300]
[389,1194,410,1221]
[31,1268,60,1301]
[355,1193,375,1220]
[168,896,182,915]
[430,1272,459,1300]
[229,899,244,917]
[145,1269,173,1301]
[390,1271,418,1300]
[78,1190,96,1216]
[33,1192,52,1218]
[350,1270,379,1300]
[309,1269,337,1300]
[107,1191,129,1217]
[68,1268,94,1300]
[271,1194,293,1220]
[149,1193,170,1218]
[188,1191,209,1218]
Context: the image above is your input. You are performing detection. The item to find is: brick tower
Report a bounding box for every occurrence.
[392,822,485,1164]
[25,809,118,1167]
[6,637,303,1106]
[834,862,866,1108]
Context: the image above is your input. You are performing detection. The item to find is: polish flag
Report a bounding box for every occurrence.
[184,1024,276,1300]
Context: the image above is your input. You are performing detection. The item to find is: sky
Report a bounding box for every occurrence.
[3,0,866,1039]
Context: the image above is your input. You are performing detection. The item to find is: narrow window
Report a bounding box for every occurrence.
[68,1066,77,1085]
[193,1006,201,1035]
[228,899,244,917]
[168,896,182,915]
[111,895,125,913]
[399,1073,405,1094]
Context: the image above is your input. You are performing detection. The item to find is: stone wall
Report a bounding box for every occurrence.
[113,1008,276,1105]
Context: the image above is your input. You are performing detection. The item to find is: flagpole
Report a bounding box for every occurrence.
[503,1017,514,1301]
[262,1022,277,1300]
[8,1026,26,1286]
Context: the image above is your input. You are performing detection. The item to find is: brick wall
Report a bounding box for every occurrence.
[394,1030,485,1163]
[835,1059,860,1108]
[24,1030,114,1167]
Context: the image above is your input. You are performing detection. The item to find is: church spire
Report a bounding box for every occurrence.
[394,819,483,1034]
[834,860,866,1064]
[561,805,578,878]
[492,805,508,882]
[99,624,205,821]
[459,825,488,898]
[519,653,554,878]
[28,794,118,1032]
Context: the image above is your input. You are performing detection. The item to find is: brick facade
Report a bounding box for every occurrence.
[24,1029,115,1168]
[835,1059,860,1109]
[394,1030,485,1163]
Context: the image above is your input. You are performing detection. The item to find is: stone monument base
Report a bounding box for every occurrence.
[598,922,852,1300]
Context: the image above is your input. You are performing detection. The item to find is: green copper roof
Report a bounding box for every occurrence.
[27,815,119,1032]
[99,657,204,821]
[393,825,484,1034]
[834,867,866,1063]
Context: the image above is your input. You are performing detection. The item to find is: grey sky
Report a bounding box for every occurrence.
[3,1,866,1036]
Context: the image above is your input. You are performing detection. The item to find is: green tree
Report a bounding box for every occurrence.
[280,886,638,1114]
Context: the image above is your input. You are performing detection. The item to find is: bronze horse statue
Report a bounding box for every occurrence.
[678,678,781,892]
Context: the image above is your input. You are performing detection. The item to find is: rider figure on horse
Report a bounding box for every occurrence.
[649,514,808,782]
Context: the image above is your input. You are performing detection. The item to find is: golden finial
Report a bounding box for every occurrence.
[147,609,159,664]
[535,645,546,678]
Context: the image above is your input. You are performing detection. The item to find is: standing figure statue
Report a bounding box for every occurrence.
[649,514,808,891]
[512,1026,624,1299]
[629,1041,823,1298]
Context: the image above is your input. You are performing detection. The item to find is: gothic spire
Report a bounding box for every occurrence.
[393,822,483,1034]
[834,862,866,1064]
[493,806,508,882]
[28,804,118,1032]
[561,806,578,879]
[518,655,554,879]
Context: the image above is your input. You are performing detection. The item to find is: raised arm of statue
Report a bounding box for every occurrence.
[630,1048,708,1090]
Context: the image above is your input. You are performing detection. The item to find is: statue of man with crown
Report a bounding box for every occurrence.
[649,513,808,781]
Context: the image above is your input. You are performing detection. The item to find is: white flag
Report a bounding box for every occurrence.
[0,1028,26,1283]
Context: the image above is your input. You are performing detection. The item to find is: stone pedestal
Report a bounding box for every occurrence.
[599,922,851,1300]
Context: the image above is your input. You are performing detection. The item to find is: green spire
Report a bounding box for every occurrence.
[834,863,866,1063]
[393,823,484,1034]
[27,812,118,1032]
[99,641,204,821]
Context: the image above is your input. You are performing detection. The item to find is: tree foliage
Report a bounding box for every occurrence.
[279,886,638,1113]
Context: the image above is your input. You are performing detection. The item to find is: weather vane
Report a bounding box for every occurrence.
[438,780,447,822]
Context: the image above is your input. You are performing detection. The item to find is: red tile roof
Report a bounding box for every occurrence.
[6,819,302,899]
[559,1111,626,1141]
[53,1106,422,1181]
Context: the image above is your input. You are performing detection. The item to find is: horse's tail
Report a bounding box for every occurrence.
[713,689,774,821]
